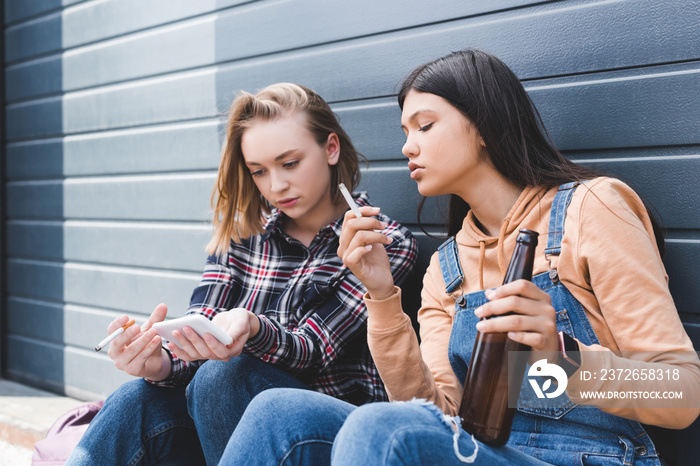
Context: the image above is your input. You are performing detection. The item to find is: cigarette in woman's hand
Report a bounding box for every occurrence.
[339,183,389,236]
[94,319,136,351]
[339,183,363,219]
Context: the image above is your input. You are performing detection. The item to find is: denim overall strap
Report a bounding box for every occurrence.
[545,181,581,256]
[438,237,464,295]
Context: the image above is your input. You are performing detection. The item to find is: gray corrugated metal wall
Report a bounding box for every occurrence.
[2,0,699,454]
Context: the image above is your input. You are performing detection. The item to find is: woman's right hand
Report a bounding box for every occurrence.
[337,206,396,300]
[107,304,171,381]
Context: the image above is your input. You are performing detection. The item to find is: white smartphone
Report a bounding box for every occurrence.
[153,314,233,348]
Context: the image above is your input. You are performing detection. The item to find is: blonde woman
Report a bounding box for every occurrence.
[66,83,417,466]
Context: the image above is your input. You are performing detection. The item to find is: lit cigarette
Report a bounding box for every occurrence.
[94,319,136,352]
[339,183,362,219]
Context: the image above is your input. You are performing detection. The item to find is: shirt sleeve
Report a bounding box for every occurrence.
[243,219,417,377]
[563,178,700,428]
[148,251,235,387]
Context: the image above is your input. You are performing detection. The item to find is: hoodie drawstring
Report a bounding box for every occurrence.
[477,241,486,290]
[496,224,508,278]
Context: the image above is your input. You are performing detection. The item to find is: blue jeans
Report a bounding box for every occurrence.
[220,388,355,465]
[333,400,550,465]
[66,355,309,466]
[187,355,310,465]
[65,379,204,466]
[218,388,546,466]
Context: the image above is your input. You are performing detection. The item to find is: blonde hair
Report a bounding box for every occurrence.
[207,83,363,256]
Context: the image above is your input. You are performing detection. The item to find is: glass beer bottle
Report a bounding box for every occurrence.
[458,229,538,446]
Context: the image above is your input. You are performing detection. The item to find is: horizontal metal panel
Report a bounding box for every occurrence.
[6,87,699,181]
[6,180,63,219]
[6,97,63,140]
[5,137,63,179]
[665,240,700,317]
[334,99,404,163]
[5,336,67,392]
[530,65,700,150]
[5,0,255,64]
[6,120,223,179]
[3,0,83,26]
[685,325,700,352]
[6,173,216,221]
[5,100,403,179]
[7,69,218,140]
[8,47,700,148]
[213,0,700,105]
[7,259,200,313]
[4,0,222,63]
[61,17,216,92]
[6,336,135,397]
[6,0,543,100]
[581,155,700,230]
[7,220,211,272]
[4,11,61,63]
[5,55,63,105]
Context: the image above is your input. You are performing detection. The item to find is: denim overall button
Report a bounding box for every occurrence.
[548,269,559,282]
[455,295,465,307]
[635,446,647,456]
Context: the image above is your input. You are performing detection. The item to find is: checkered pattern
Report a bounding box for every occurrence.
[153,192,417,405]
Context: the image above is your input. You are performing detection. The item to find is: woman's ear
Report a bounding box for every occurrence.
[326,133,341,166]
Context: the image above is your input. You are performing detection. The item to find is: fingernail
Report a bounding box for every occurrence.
[476,321,485,331]
[365,245,373,251]
[485,290,496,300]
[371,207,380,212]
[380,221,388,228]
[474,306,482,317]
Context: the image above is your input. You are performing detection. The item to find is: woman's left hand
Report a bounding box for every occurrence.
[167,308,259,362]
[474,279,559,353]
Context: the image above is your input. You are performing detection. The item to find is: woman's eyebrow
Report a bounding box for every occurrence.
[246,149,300,166]
[400,109,433,129]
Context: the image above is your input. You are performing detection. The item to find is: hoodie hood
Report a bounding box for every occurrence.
[454,185,550,290]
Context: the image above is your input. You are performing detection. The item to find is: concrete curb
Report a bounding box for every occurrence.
[0,379,84,451]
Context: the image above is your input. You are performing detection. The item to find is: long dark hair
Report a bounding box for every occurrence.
[398,49,664,254]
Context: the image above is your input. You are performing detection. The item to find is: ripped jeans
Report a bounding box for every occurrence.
[218,388,547,465]
[333,399,548,466]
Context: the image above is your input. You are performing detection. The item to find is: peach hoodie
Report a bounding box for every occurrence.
[365,177,700,429]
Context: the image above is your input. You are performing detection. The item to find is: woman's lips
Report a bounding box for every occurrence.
[278,198,299,208]
[408,162,424,180]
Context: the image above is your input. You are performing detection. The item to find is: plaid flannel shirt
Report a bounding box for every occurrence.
[151,192,417,405]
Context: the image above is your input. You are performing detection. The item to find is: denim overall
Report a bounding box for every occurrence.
[439,182,661,465]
